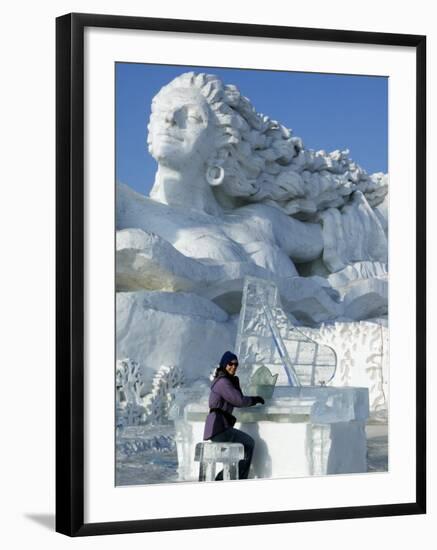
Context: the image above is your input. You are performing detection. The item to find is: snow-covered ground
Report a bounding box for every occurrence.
[115,421,388,486]
[115,425,178,486]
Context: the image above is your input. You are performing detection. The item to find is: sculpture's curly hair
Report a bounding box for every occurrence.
[148,72,387,220]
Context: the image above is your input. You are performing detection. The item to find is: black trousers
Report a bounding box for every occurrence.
[210,427,255,480]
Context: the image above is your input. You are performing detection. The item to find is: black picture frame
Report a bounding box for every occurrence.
[56,12,426,537]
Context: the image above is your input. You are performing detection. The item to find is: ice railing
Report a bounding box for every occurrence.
[235,277,337,387]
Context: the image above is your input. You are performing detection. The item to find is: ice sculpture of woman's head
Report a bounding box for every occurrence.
[147,71,298,198]
[147,83,214,171]
[147,72,387,218]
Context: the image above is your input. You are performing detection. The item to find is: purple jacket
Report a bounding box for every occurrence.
[203,372,256,440]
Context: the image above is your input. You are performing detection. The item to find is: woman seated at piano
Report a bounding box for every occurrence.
[203,351,265,480]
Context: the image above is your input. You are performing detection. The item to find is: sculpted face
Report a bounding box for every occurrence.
[148,87,214,168]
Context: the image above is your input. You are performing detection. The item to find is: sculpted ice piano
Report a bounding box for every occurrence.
[235,276,337,387]
[173,277,369,481]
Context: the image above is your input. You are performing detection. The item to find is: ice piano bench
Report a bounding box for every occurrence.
[194,441,245,481]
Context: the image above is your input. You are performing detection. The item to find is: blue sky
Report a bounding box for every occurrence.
[116,63,388,196]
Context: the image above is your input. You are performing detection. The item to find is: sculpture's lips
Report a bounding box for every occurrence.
[156,133,183,143]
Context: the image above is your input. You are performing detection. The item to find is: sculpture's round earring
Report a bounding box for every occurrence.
[206,165,225,187]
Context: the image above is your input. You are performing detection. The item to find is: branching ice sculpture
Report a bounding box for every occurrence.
[116,359,147,428]
[143,365,186,424]
[116,360,186,429]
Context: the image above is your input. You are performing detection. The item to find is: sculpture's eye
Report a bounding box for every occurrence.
[187,113,204,124]
[172,106,204,129]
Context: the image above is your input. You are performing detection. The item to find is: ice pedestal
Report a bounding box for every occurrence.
[173,385,369,481]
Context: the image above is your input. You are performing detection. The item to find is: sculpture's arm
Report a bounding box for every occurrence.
[240,192,387,273]
[116,227,290,292]
[272,212,324,263]
[241,203,324,263]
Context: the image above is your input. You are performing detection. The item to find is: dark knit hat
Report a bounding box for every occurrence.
[219,351,238,369]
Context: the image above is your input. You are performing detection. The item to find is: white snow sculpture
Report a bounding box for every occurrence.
[115,72,389,428]
[116,290,235,386]
[117,71,388,295]
[147,73,387,224]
